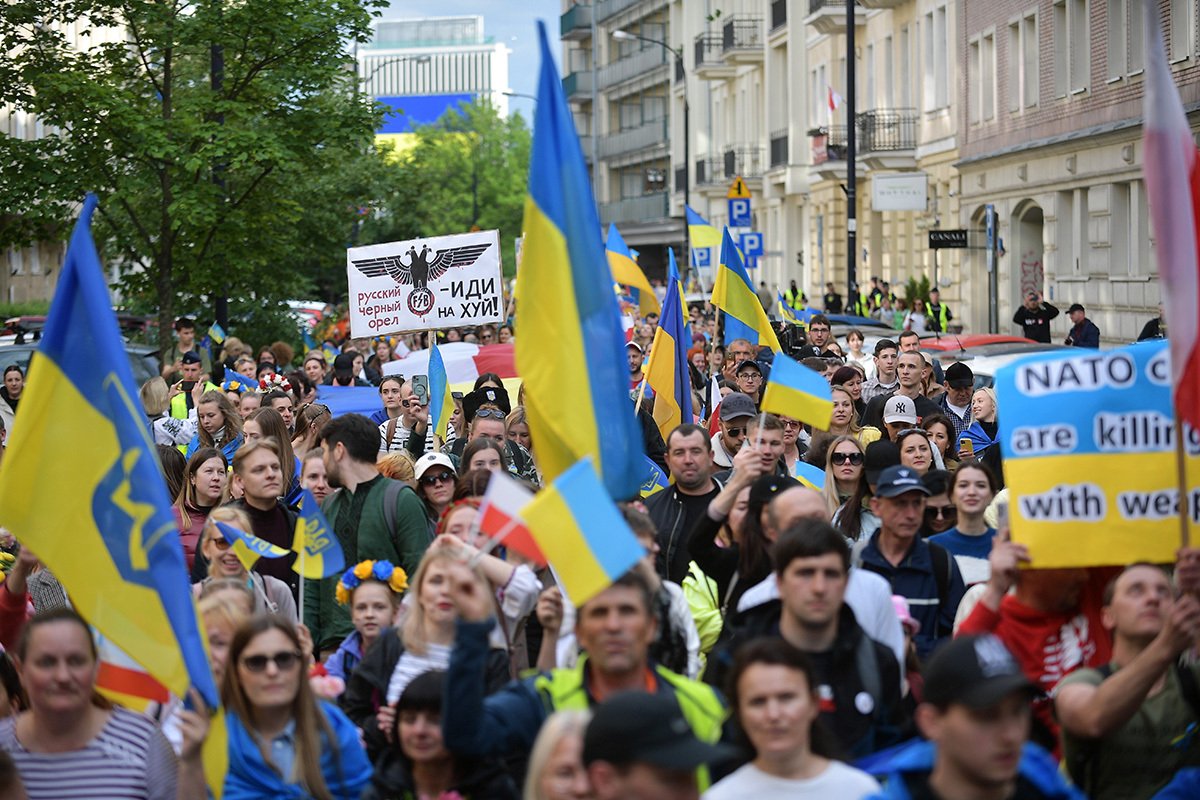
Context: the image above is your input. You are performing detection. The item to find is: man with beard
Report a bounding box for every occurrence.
[306,413,429,657]
[647,424,724,584]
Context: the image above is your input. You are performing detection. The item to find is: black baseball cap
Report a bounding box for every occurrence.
[875,465,932,498]
[1068,303,1085,314]
[734,359,763,376]
[180,351,202,365]
[583,691,734,770]
[944,362,975,389]
[864,440,900,485]
[924,635,1040,708]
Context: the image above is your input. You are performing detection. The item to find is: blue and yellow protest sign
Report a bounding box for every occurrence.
[995,340,1200,568]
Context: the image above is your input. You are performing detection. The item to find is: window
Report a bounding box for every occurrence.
[982,31,996,120]
[1008,22,1021,112]
[1170,0,1193,61]
[866,43,876,108]
[969,37,982,124]
[1054,0,1089,95]
[900,26,912,108]
[1108,0,1144,79]
[883,36,895,107]
[1023,14,1039,106]
[935,6,949,108]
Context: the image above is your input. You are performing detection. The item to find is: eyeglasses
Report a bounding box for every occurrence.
[808,326,831,334]
[831,452,865,466]
[240,650,303,673]
[782,420,802,429]
[724,427,745,438]
[924,505,957,522]
[419,471,456,486]
[474,409,506,420]
[210,535,231,551]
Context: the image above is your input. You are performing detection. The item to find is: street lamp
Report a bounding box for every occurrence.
[359,54,431,95]
[612,29,691,281]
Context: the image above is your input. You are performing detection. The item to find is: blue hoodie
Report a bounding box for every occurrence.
[863,739,1084,800]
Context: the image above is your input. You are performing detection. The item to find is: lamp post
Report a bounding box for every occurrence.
[613,29,690,282]
[359,54,431,96]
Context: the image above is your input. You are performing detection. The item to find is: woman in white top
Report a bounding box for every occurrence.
[903,297,930,333]
[704,639,880,800]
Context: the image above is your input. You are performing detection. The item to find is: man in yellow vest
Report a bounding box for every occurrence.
[927,288,953,333]
[442,565,728,787]
[168,352,220,421]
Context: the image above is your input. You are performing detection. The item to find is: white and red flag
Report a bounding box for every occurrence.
[477,471,547,566]
[1143,2,1200,427]
[828,86,844,118]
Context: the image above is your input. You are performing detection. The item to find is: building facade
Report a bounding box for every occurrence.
[958,0,1196,343]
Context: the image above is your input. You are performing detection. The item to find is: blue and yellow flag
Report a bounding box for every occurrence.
[515,23,645,500]
[640,457,670,498]
[215,521,289,570]
[645,249,695,444]
[522,457,647,606]
[207,322,226,345]
[0,194,218,709]
[713,228,782,352]
[760,352,834,429]
[686,205,723,250]
[792,461,827,491]
[428,340,453,441]
[292,488,345,579]
[778,293,800,325]
[606,224,661,317]
[667,247,693,343]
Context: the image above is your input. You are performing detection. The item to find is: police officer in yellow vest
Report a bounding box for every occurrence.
[168,351,220,421]
[442,565,729,789]
[784,280,807,312]
[927,288,953,333]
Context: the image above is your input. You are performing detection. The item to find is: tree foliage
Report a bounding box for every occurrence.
[358,101,531,277]
[0,0,388,346]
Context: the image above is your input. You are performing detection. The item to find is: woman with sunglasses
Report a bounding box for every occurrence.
[222,616,372,799]
[917,470,955,538]
[412,453,458,536]
[822,436,867,524]
[928,461,999,586]
[192,507,298,622]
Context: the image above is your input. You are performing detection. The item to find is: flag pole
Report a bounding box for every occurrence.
[1176,418,1191,548]
[299,549,306,627]
[753,411,766,452]
[634,371,649,416]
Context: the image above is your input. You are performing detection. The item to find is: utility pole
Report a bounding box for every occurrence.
[845,0,857,314]
[211,25,228,332]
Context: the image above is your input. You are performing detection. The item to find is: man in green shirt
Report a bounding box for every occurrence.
[162,317,211,383]
[1056,559,1200,799]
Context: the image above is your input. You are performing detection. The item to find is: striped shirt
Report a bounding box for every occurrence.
[386,643,451,704]
[0,707,178,799]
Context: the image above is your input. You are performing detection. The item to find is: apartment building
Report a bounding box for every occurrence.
[561,0,679,278]
[958,0,1197,343]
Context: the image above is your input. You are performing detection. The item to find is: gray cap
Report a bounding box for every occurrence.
[719,392,757,421]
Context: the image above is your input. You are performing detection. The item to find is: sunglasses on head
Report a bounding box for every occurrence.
[924,505,957,521]
[420,471,456,486]
[241,650,303,673]
[831,451,865,466]
[474,409,506,420]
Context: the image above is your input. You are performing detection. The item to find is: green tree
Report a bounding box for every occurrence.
[359,101,531,276]
[0,0,387,348]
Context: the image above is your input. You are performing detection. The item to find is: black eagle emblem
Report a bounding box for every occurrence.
[351,242,492,289]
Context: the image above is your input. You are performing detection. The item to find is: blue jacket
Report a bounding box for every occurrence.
[864,739,1084,800]
[224,701,372,800]
[323,629,363,683]
[855,533,965,659]
[1154,768,1200,799]
[1066,319,1101,348]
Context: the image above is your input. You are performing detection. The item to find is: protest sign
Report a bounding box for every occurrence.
[347,229,503,337]
[996,340,1200,567]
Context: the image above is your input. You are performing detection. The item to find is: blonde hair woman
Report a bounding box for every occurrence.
[523,710,593,800]
[192,506,297,621]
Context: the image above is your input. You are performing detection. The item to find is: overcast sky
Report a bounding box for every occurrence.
[382,1,563,121]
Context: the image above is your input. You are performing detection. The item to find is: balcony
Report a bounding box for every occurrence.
[694,33,736,79]
[722,16,764,63]
[805,0,867,35]
[560,5,592,40]
[597,47,667,91]
[696,146,765,186]
[769,130,788,168]
[599,192,670,227]
[597,118,668,159]
[859,0,905,8]
[857,108,918,168]
[595,0,668,23]
[563,70,593,102]
[771,0,788,31]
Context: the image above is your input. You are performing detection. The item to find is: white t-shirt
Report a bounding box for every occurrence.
[703,761,880,800]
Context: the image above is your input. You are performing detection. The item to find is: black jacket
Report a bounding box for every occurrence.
[362,750,520,800]
[645,478,723,584]
[342,627,512,762]
[1012,302,1060,343]
[706,602,909,760]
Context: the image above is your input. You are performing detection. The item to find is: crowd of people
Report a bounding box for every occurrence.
[0,301,1193,800]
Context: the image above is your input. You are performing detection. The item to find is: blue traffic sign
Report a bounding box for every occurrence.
[728,198,752,228]
[740,231,764,258]
[692,248,711,267]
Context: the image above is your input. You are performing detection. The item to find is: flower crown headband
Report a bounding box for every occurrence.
[335,559,408,605]
[259,373,293,393]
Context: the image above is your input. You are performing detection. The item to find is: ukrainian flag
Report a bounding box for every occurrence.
[686,205,723,249]
[0,194,218,708]
[778,293,800,325]
[645,249,695,443]
[640,457,670,498]
[428,340,453,441]
[216,521,289,570]
[292,488,345,578]
[522,457,647,606]
[713,228,782,352]
[792,461,827,491]
[515,23,646,500]
[606,224,661,317]
[760,353,834,429]
[667,247,693,343]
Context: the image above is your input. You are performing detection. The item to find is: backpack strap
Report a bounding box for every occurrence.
[384,418,399,451]
[380,479,406,557]
[928,542,952,625]
[854,630,883,720]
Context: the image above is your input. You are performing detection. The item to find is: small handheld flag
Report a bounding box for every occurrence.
[216,521,289,570]
[207,322,226,345]
[644,249,695,444]
[760,353,834,430]
[521,457,646,607]
[477,471,546,566]
[792,461,827,491]
[292,489,345,579]
[606,225,661,317]
[428,340,454,441]
[640,457,670,498]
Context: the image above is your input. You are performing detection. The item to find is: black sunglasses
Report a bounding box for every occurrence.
[724,427,745,438]
[241,650,302,673]
[831,452,865,466]
[419,471,456,486]
[924,505,957,521]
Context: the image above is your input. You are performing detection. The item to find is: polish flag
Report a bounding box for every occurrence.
[478,471,547,566]
[828,86,844,115]
[1142,3,1200,427]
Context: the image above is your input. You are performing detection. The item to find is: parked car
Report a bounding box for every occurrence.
[0,343,161,385]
